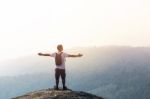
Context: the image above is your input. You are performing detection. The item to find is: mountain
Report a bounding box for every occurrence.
[13,88,103,99]
[0,46,150,99]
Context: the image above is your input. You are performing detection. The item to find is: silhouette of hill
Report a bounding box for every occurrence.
[13,88,103,99]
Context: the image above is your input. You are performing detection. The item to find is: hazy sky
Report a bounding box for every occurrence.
[0,0,150,61]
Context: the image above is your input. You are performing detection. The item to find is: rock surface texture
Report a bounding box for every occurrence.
[13,88,103,99]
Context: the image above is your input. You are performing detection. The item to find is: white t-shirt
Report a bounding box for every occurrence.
[51,52,69,69]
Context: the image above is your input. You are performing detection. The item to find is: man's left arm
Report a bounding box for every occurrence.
[68,53,83,57]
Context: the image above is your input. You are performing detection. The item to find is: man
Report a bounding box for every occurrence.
[38,44,83,90]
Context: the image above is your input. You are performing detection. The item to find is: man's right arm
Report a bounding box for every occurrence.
[38,53,51,56]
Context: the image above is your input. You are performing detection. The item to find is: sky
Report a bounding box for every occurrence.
[0,0,150,61]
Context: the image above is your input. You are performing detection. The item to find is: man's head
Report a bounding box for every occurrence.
[57,44,63,52]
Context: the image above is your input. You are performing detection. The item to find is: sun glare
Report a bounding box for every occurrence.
[0,0,150,62]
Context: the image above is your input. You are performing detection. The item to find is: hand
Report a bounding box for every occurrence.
[38,53,43,56]
[78,53,83,57]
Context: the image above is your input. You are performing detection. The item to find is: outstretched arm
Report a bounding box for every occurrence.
[68,53,83,57]
[38,52,51,56]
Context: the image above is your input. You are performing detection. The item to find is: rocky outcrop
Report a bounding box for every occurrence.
[13,88,103,99]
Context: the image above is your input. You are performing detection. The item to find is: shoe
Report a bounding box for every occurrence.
[63,86,68,90]
[54,86,59,90]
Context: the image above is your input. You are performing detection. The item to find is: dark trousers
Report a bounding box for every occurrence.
[55,68,66,87]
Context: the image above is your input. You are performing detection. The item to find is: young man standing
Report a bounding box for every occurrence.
[38,44,83,90]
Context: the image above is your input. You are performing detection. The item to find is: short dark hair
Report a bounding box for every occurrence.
[57,44,63,51]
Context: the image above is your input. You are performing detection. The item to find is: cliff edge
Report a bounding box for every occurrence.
[12,88,103,99]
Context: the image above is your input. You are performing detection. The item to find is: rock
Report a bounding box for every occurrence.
[12,88,103,99]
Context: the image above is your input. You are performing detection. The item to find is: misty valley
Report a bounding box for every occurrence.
[0,46,150,99]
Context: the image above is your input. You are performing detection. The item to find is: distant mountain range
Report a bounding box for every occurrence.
[0,46,150,99]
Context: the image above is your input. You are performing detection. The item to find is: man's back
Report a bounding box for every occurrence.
[51,52,69,69]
